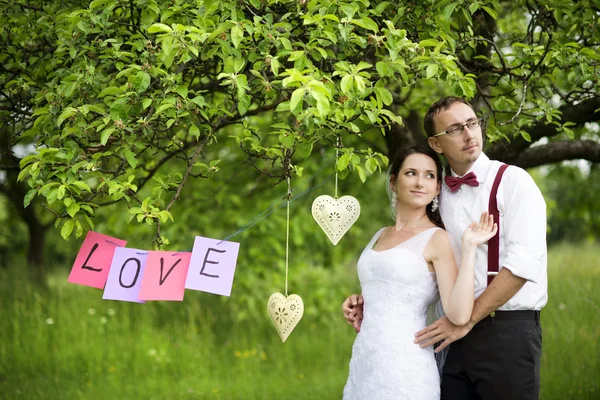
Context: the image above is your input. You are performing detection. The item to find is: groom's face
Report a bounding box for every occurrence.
[427,102,483,175]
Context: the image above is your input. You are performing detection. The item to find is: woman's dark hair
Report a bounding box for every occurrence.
[389,144,445,229]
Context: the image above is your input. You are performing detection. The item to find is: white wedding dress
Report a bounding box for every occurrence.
[343,227,441,400]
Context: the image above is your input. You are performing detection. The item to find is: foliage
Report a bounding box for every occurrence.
[1,0,598,248]
[543,163,600,243]
[1,243,599,399]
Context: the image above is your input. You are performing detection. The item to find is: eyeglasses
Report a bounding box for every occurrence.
[433,117,483,137]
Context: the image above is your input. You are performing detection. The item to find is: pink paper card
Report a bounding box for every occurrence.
[138,251,191,301]
[67,231,127,289]
[185,236,240,297]
[102,247,148,303]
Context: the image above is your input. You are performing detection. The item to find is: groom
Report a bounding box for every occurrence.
[342,96,547,399]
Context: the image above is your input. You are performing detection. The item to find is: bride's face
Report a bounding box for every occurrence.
[391,154,440,210]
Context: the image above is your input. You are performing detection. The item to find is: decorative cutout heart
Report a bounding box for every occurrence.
[267,292,304,343]
[311,195,361,245]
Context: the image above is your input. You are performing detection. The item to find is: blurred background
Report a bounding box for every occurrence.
[1,0,599,399]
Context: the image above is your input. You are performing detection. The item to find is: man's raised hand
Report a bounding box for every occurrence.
[342,294,364,333]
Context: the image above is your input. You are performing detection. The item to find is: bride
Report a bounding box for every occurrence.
[341,145,496,400]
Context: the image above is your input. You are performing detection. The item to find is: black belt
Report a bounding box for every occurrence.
[476,310,540,327]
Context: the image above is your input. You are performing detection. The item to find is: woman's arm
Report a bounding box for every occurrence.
[426,213,497,326]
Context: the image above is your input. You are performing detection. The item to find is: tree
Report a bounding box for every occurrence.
[1,0,599,276]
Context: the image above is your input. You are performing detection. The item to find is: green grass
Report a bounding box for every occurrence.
[0,243,598,400]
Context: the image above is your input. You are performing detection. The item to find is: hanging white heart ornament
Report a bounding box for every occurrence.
[267,292,304,343]
[312,195,361,245]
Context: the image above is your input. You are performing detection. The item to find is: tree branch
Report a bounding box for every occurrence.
[508,140,600,169]
[488,96,600,161]
[155,134,211,245]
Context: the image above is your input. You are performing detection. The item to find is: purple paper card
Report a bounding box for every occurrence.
[185,236,240,297]
[102,247,148,303]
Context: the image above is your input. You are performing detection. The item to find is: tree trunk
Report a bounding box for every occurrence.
[1,130,48,283]
[23,198,47,279]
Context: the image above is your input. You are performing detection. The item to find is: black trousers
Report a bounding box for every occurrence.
[441,311,542,400]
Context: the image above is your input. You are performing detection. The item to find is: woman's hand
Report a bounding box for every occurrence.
[461,211,498,247]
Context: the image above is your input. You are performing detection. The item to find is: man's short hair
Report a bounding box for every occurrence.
[424,97,473,137]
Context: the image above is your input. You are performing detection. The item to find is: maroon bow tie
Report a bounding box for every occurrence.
[445,172,479,193]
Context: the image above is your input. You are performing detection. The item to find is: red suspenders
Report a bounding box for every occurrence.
[487,164,509,286]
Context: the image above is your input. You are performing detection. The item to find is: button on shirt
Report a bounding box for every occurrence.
[439,153,548,310]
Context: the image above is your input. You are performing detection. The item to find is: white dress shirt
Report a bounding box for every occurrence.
[439,152,548,311]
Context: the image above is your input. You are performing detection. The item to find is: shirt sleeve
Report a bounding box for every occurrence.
[497,167,547,283]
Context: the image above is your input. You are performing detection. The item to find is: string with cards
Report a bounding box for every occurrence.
[67,142,362,342]
[311,136,361,245]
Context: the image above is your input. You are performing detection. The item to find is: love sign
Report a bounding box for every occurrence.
[67,231,240,302]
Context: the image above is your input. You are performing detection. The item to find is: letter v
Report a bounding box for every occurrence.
[159,257,181,285]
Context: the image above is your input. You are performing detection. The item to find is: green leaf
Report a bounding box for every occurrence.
[23,189,37,208]
[279,133,294,149]
[83,215,95,230]
[148,23,172,34]
[67,203,80,218]
[426,63,439,79]
[57,107,78,127]
[134,71,151,92]
[481,6,498,19]
[142,98,153,109]
[75,220,83,237]
[175,86,188,98]
[100,127,115,146]
[355,165,367,183]
[350,17,379,32]
[231,25,243,49]
[279,37,292,50]
[61,220,75,239]
[289,88,305,113]
[520,131,532,142]
[469,3,480,14]
[374,87,393,106]
[354,76,367,94]
[73,181,92,192]
[340,75,353,93]
[90,0,112,10]
[57,185,66,200]
[462,8,473,25]
[365,158,378,174]
[98,87,124,98]
[158,210,174,223]
[362,17,379,32]
[376,62,391,77]
[337,153,350,171]
[443,3,458,20]
[123,149,137,168]
[155,103,175,114]
[270,57,281,76]
[419,39,439,47]
[190,96,206,108]
[288,51,305,62]
[458,80,475,98]
[189,125,200,137]
[17,165,32,182]
[311,91,330,117]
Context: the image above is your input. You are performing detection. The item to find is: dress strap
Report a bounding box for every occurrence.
[366,228,386,250]
[411,227,442,256]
